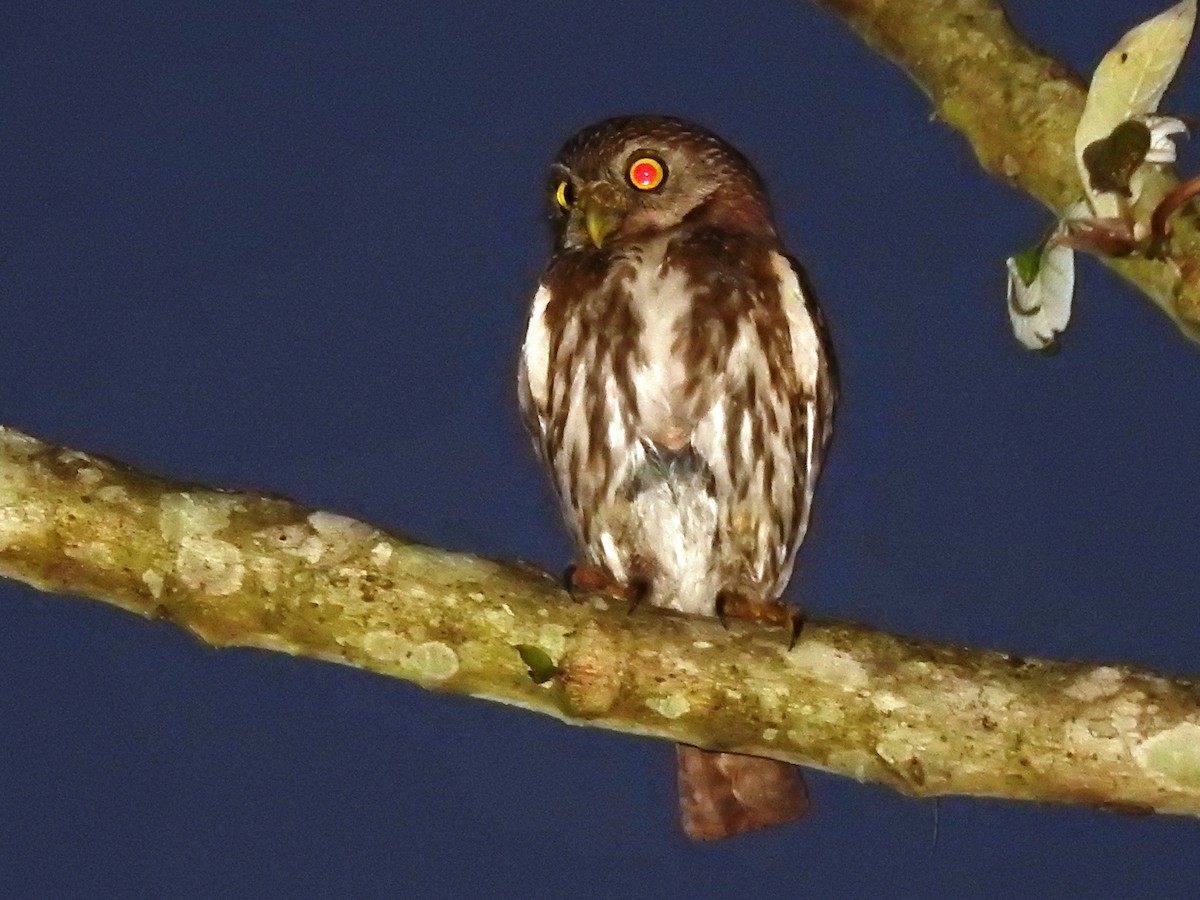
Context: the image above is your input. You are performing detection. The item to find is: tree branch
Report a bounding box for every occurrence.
[813,0,1200,342]
[2,424,1198,816]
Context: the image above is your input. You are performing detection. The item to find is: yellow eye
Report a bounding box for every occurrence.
[628,156,666,191]
[555,180,575,210]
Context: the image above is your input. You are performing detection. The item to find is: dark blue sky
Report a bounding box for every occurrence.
[2,1,1199,896]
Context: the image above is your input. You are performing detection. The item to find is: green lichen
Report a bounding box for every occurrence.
[1141,723,1200,789]
[646,694,691,720]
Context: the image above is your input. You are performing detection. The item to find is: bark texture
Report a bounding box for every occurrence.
[814,0,1200,340]
[2,425,1199,816]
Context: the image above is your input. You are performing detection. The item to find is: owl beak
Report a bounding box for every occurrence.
[584,204,622,248]
[579,183,626,248]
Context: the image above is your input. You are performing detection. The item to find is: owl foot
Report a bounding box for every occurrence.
[624,576,652,612]
[715,592,805,650]
[564,564,652,611]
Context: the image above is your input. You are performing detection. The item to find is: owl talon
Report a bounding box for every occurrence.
[714,591,803,649]
[564,563,614,599]
[562,564,582,598]
[564,563,647,609]
[715,592,732,631]
[787,608,806,651]
[627,576,652,613]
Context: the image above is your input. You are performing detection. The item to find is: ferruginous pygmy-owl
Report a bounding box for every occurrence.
[517,116,838,840]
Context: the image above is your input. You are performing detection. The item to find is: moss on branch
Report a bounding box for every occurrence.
[2,425,1199,815]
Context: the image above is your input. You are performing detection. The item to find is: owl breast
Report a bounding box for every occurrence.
[621,239,697,452]
[519,235,828,618]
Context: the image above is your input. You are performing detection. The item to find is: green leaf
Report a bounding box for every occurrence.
[1074,0,1196,214]
[516,644,558,684]
[1010,242,1044,287]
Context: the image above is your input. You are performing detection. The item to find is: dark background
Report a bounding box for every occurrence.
[2,1,1199,896]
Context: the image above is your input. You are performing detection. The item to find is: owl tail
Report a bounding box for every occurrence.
[676,745,808,840]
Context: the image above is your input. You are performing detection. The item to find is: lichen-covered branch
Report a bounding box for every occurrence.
[2,423,1199,815]
[812,0,1200,341]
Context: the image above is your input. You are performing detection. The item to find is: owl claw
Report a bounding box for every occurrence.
[562,563,581,596]
[715,592,731,631]
[564,563,609,599]
[787,609,806,651]
[627,576,652,613]
[714,592,804,650]
[564,563,650,610]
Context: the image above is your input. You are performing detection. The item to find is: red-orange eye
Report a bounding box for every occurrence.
[628,156,665,191]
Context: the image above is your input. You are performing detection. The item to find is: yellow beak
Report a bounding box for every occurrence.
[578,184,625,248]
[584,202,621,248]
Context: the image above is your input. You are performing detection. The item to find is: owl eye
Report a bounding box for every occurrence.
[555,180,576,210]
[627,155,666,191]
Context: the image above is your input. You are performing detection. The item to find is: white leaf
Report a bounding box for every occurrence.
[1074,0,1196,215]
[1006,235,1076,352]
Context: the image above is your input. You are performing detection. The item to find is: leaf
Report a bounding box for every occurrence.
[1074,0,1196,214]
[1010,243,1043,286]
[1006,233,1076,352]
[516,644,558,684]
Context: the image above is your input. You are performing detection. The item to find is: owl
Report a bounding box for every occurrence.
[517,116,838,840]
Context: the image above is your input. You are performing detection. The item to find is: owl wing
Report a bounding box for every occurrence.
[683,249,836,595]
[517,282,554,468]
[520,274,650,561]
[775,251,837,554]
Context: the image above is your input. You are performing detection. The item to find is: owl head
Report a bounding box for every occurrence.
[547,116,777,250]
